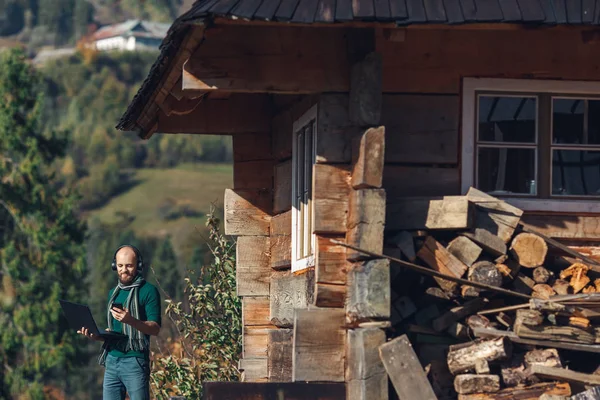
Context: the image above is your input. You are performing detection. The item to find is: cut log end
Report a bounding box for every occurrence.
[510,232,548,268]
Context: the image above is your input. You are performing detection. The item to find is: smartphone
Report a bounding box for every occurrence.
[112,303,123,310]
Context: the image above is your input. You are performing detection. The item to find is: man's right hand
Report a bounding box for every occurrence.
[77,326,104,342]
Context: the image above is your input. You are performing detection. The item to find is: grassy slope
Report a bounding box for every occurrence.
[89,163,233,262]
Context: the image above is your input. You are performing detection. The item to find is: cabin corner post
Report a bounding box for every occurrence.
[228,131,275,382]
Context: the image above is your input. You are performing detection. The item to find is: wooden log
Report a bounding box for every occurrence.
[351,126,385,189]
[237,236,271,296]
[513,273,536,295]
[514,323,596,344]
[349,52,382,127]
[496,312,513,328]
[224,189,271,236]
[533,267,552,284]
[454,374,500,394]
[532,284,556,300]
[433,298,487,332]
[268,329,293,382]
[466,315,493,330]
[347,259,390,322]
[466,188,523,244]
[553,279,572,295]
[315,235,348,285]
[391,231,416,262]
[524,349,562,369]
[346,189,386,261]
[448,322,469,339]
[379,334,438,400]
[292,308,345,382]
[571,386,600,400]
[273,160,292,214]
[239,358,268,382]
[461,229,507,257]
[386,196,473,232]
[347,328,386,381]
[475,360,490,375]
[456,382,571,400]
[314,283,345,308]
[447,337,512,375]
[243,297,271,326]
[467,261,503,294]
[448,236,483,267]
[569,316,591,329]
[560,263,591,294]
[270,211,291,270]
[531,365,600,386]
[270,271,314,327]
[515,309,544,326]
[313,164,350,234]
[510,233,548,268]
[417,236,469,292]
[499,349,561,388]
[244,326,270,358]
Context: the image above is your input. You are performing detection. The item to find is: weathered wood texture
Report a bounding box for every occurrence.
[521,215,600,240]
[381,94,458,164]
[346,328,388,400]
[447,337,512,375]
[274,160,292,214]
[237,236,271,296]
[383,166,460,200]
[454,374,500,395]
[347,189,386,260]
[239,358,268,382]
[379,334,438,400]
[234,160,273,190]
[456,382,571,400]
[244,326,270,358]
[314,282,346,308]
[184,25,349,93]
[352,126,385,189]
[461,229,507,257]
[315,235,348,285]
[292,308,345,382]
[203,382,346,399]
[572,386,600,400]
[387,196,472,231]
[313,164,351,234]
[347,259,391,322]
[268,329,293,382]
[316,94,360,163]
[349,52,382,127]
[243,296,271,326]
[224,189,271,236]
[270,270,314,327]
[466,188,523,243]
[510,233,548,268]
[417,236,469,292]
[270,211,291,270]
[448,236,483,267]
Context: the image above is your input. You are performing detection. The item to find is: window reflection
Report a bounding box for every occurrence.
[552,150,600,196]
[553,99,600,145]
[478,96,536,143]
[478,148,536,195]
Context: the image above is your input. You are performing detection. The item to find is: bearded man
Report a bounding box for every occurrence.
[78,245,161,400]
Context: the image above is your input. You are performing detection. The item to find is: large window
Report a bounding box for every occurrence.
[291,105,317,272]
[462,78,600,213]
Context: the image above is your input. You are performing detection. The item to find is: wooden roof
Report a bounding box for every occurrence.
[117,0,600,133]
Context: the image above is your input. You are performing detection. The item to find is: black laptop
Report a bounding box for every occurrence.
[59,300,126,340]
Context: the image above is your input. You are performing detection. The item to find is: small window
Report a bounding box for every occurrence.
[291,105,317,272]
[462,78,600,213]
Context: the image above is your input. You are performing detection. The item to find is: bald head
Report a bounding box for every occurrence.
[115,246,139,284]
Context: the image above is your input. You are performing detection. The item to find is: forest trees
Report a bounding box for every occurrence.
[0,49,87,399]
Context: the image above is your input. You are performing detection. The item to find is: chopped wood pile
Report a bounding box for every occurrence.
[379,188,600,400]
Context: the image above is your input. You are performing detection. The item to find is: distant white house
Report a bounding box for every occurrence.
[91,20,170,52]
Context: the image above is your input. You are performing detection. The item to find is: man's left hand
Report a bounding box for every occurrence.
[110,306,135,325]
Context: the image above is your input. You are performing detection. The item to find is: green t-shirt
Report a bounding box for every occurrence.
[106,281,161,360]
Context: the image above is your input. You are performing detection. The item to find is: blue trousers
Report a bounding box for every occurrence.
[103,354,150,400]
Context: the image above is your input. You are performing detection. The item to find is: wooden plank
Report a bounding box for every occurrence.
[183,26,349,93]
[239,358,268,382]
[274,160,292,214]
[572,386,600,400]
[447,337,512,375]
[461,229,507,258]
[237,236,271,296]
[157,94,271,134]
[457,382,571,400]
[244,326,270,358]
[314,282,346,308]
[531,364,600,386]
[270,271,314,327]
[234,160,274,190]
[268,329,293,382]
[270,211,291,270]
[350,52,382,127]
[383,166,460,200]
[432,298,487,332]
[386,196,472,231]
[352,126,385,189]
[203,382,346,399]
[233,132,272,162]
[417,236,469,292]
[224,189,271,236]
[454,374,500,395]
[347,328,388,400]
[466,188,523,244]
[447,236,483,267]
[292,308,345,382]
[316,94,356,164]
[347,373,388,400]
[347,259,391,322]
[243,296,271,326]
[381,94,458,164]
[316,235,348,285]
[379,334,438,400]
[313,164,351,234]
[521,214,600,240]
[347,189,386,261]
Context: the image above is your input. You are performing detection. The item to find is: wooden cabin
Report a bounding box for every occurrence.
[117,1,600,398]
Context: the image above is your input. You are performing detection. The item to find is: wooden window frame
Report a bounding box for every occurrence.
[291,105,317,273]
[462,78,600,213]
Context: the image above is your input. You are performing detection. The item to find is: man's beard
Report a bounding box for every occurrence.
[119,273,135,284]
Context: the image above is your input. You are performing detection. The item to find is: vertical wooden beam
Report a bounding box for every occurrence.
[315,235,348,285]
[239,358,268,382]
[347,259,391,323]
[270,211,291,270]
[274,160,292,213]
[268,329,293,382]
[292,308,346,382]
[346,189,386,261]
[237,236,271,296]
[316,94,360,164]
[347,328,388,400]
[352,126,385,189]
[224,189,271,236]
[242,296,271,326]
[313,164,351,234]
[349,52,383,127]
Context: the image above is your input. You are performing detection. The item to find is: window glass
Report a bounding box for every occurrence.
[552,150,600,196]
[553,99,600,145]
[477,148,536,194]
[478,96,536,143]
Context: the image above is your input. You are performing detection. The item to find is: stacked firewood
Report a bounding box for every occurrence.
[383,188,600,400]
